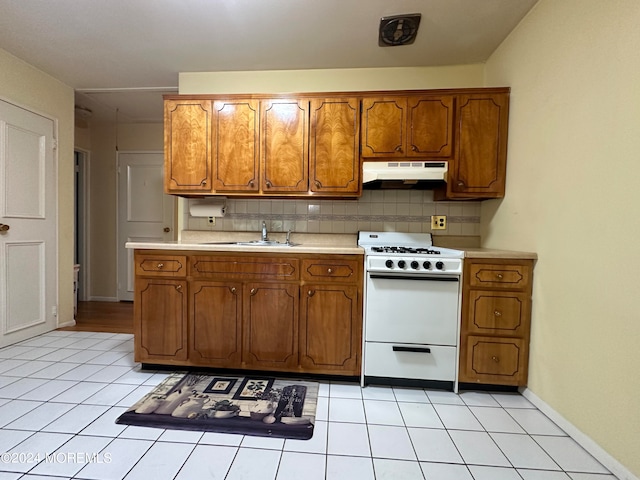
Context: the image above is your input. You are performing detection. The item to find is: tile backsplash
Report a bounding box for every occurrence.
[184,190,481,238]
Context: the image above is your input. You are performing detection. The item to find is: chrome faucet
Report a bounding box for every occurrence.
[261,221,268,241]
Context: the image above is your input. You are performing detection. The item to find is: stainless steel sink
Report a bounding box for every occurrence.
[199,240,298,247]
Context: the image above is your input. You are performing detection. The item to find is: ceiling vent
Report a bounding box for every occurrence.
[378,13,421,47]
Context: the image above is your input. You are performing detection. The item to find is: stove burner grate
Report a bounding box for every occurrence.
[371,246,442,255]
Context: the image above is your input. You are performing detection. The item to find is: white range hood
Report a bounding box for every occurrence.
[362,161,448,184]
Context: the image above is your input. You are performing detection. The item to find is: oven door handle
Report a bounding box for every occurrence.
[369,274,459,282]
[392,346,432,354]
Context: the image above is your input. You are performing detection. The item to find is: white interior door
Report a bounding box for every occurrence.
[117,152,175,301]
[0,99,57,347]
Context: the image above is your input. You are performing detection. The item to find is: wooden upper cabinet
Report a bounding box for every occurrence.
[361,95,453,159]
[212,99,260,193]
[164,99,212,193]
[361,97,407,157]
[407,95,454,158]
[261,99,309,193]
[309,98,361,195]
[448,93,509,198]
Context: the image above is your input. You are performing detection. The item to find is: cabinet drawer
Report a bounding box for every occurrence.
[467,262,532,290]
[364,342,456,382]
[135,255,187,277]
[190,255,299,281]
[464,335,528,384]
[466,290,530,335]
[301,259,360,282]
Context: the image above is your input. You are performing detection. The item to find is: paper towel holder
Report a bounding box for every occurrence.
[189,197,227,218]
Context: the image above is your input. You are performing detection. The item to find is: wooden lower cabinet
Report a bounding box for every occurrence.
[459,258,534,386]
[134,278,188,364]
[189,281,242,367]
[133,250,362,376]
[300,284,360,375]
[243,282,299,370]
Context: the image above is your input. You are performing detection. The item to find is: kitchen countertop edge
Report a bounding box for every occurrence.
[460,248,537,260]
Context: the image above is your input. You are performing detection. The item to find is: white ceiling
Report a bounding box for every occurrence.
[0,0,538,124]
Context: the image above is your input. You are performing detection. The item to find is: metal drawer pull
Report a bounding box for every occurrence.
[494,310,502,317]
[230,287,236,294]
[157,263,164,269]
[496,273,504,279]
[327,268,333,274]
[492,356,500,363]
[308,290,314,297]
[392,346,431,354]
[175,285,182,291]
[250,288,256,295]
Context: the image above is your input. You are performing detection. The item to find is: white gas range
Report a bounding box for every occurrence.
[358,231,463,391]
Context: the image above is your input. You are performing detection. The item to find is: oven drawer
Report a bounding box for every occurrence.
[364,342,457,381]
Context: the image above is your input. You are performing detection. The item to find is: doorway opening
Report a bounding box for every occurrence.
[74,149,89,304]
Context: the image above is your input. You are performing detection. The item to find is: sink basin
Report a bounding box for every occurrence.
[234,240,283,246]
[199,240,297,247]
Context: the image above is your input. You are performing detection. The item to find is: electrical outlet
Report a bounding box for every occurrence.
[431,215,447,230]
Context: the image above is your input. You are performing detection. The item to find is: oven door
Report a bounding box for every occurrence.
[365,273,460,346]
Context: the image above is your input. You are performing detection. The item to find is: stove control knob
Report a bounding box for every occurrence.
[423,261,431,269]
[385,260,394,269]
[397,260,406,269]
[436,261,445,270]
[410,261,419,269]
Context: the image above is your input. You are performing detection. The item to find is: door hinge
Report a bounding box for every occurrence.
[52,306,58,317]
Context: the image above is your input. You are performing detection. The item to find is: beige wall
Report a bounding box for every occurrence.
[0,48,75,325]
[180,65,484,94]
[82,122,163,299]
[483,0,640,476]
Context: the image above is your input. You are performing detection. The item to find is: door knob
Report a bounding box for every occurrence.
[0,224,9,232]
[164,227,171,233]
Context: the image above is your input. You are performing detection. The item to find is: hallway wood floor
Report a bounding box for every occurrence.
[58,301,134,334]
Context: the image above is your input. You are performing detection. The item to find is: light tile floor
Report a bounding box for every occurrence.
[0,330,619,480]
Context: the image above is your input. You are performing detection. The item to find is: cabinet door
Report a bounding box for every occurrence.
[164,100,212,193]
[466,290,530,336]
[361,97,407,157]
[300,284,361,375]
[190,281,242,367]
[460,335,528,385]
[261,99,309,193]
[212,99,260,192]
[407,95,454,158]
[243,282,299,369]
[134,278,188,363]
[449,93,509,198]
[309,98,361,195]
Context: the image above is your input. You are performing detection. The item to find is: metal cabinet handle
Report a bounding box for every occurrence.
[0,223,9,232]
[315,180,321,188]
[249,180,255,187]
[411,145,417,152]
[157,263,164,269]
[175,285,182,291]
[496,273,504,279]
[394,145,403,152]
[230,287,236,294]
[327,268,333,274]
[250,288,256,295]
[494,310,502,317]
[265,180,272,188]
[308,290,314,297]
[492,356,500,363]
[457,181,465,187]
[201,180,207,185]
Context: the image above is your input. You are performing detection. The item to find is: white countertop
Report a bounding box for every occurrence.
[126,231,363,255]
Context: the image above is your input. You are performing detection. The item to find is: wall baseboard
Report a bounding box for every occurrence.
[520,387,638,480]
[87,296,119,302]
